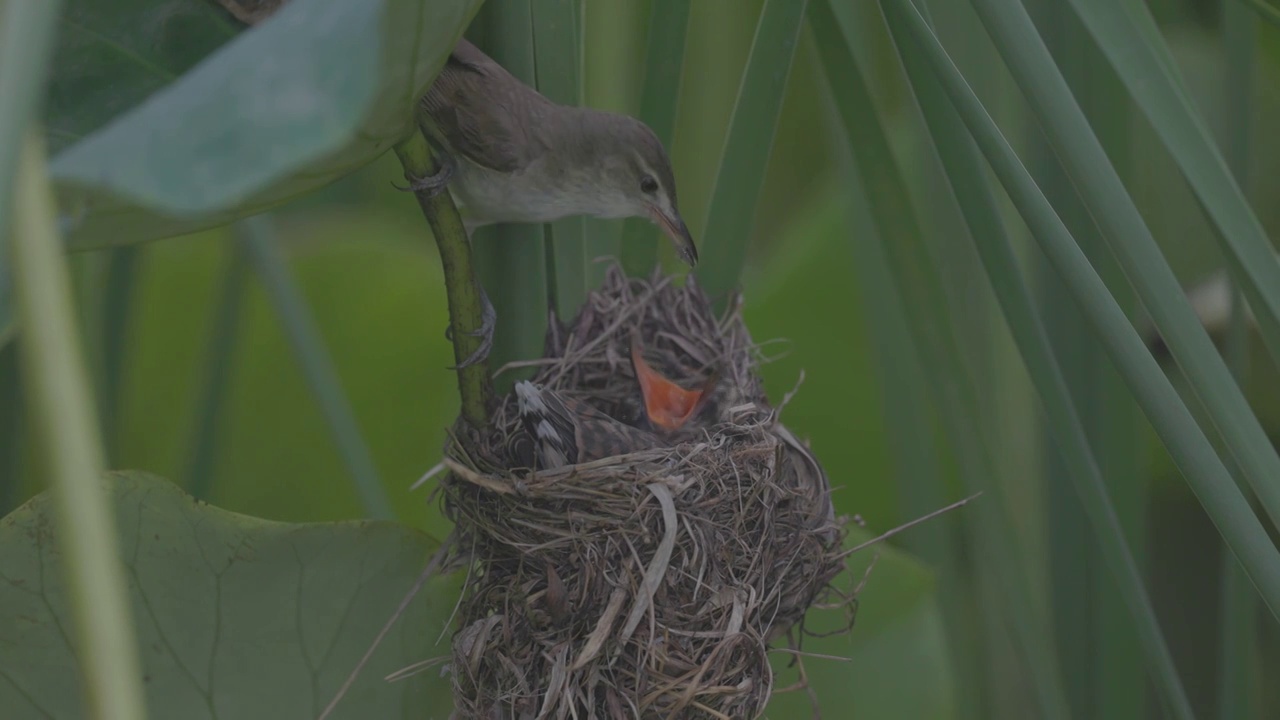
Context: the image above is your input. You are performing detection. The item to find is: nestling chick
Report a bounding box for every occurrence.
[628,329,721,433]
[514,381,660,471]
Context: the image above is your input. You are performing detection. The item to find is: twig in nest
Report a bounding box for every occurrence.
[837,492,983,560]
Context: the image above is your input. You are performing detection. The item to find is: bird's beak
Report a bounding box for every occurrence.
[630,329,718,431]
[649,206,698,268]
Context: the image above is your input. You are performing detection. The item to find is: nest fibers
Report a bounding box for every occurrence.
[439,265,851,719]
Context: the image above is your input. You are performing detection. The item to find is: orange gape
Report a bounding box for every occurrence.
[630,331,718,431]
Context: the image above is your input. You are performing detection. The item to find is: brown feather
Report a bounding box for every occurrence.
[420,39,552,173]
[516,382,658,469]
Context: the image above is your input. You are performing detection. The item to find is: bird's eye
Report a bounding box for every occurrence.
[640,175,659,194]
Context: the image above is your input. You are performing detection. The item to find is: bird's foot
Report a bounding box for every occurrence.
[446,286,496,370]
[394,152,457,197]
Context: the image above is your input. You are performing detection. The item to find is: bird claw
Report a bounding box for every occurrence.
[394,152,457,197]
[447,287,497,370]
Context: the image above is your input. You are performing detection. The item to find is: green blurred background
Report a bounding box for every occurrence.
[5,0,1280,717]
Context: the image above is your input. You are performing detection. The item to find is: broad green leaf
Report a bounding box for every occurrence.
[0,472,459,719]
[47,0,484,249]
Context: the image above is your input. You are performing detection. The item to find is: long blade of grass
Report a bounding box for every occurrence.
[964,0,1280,536]
[12,131,147,720]
[1218,292,1260,720]
[1216,3,1261,718]
[532,0,587,319]
[0,0,71,357]
[469,0,548,390]
[0,269,11,350]
[879,0,1280,619]
[861,2,1195,715]
[0,0,63,237]
[619,0,692,277]
[1026,4,1148,716]
[1026,7,1100,713]
[184,245,250,503]
[694,0,808,306]
[99,246,139,465]
[239,216,393,520]
[835,123,989,720]
[810,8,1070,717]
[1234,0,1280,28]
[1070,0,1280,371]
[812,11,987,718]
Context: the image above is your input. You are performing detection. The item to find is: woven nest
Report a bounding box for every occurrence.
[438,265,850,719]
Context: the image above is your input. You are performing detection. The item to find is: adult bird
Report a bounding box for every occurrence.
[409,39,698,368]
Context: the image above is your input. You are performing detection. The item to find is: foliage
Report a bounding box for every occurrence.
[3,0,1280,717]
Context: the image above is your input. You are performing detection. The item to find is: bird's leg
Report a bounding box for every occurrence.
[394,143,457,197]
[447,285,496,370]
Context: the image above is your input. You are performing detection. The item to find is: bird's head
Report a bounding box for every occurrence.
[577,113,698,267]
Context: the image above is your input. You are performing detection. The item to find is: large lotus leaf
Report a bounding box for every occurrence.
[47,0,482,249]
[0,472,459,719]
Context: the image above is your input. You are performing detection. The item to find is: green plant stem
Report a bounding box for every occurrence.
[100,246,139,464]
[880,0,1280,619]
[0,0,64,234]
[619,0,692,277]
[12,131,147,720]
[185,245,250,502]
[695,0,809,307]
[239,217,394,520]
[467,1,549,389]
[0,0,67,359]
[532,0,588,319]
[394,131,491,429]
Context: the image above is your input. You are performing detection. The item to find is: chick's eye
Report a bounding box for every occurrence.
[640,175,659,194]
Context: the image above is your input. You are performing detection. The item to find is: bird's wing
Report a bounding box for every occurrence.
[516,382,579,469]
[570,400,660,464]
[516,382,659,469]
[421,39,547,173]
